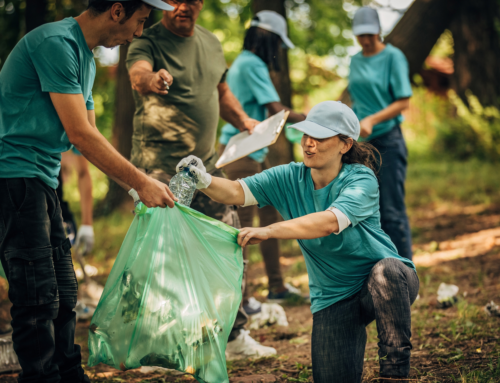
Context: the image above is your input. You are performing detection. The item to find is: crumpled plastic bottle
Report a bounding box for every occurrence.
[169,168,197,207]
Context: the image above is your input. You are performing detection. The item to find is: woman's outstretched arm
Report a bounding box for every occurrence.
[238,211,339,247]
[202,176,245,206]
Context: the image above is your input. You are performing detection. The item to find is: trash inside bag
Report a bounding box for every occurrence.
[87,202,243,383]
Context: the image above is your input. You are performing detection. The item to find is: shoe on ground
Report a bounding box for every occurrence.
[243,297,262,315]
[267,283,309,304]
[225,330,277,361]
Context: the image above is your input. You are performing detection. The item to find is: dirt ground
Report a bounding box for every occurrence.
[0,203,499,383]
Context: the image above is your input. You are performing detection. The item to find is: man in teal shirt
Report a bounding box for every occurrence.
[0,1,177,381]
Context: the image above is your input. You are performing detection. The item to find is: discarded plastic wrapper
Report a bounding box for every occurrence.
[437,282,459,309]
[484,301,500,317]
[87,202,243,383]
[250,303,288,330]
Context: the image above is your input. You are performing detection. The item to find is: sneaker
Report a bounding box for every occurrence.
[243,297,262,315]
[267,283,309,304]
[225,330,277,361]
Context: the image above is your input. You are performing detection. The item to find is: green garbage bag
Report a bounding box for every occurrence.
[0,263,5,280]
[87,202,243,383]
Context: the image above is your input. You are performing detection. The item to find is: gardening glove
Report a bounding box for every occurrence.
[176,155,212,189]
[75,225,94,255]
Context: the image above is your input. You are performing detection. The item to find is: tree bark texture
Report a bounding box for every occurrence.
[252,0,294,166]
[450,0,500,108]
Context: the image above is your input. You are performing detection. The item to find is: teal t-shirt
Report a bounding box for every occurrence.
[243,162,416,314]
[219,50,280,163]
[0,17,95,189]
[348,44,412,140]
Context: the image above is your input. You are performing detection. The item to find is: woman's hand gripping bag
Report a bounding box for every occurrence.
[88,202,243,383]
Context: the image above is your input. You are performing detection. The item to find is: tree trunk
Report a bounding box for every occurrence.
[25,0,48,33]
[450,0,500,108]
[252,0,294,166]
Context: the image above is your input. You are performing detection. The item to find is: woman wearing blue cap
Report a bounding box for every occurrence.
[349,7,413,261]
[177,101,419,382]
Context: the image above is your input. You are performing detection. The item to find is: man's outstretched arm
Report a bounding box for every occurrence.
[50,92,176,208]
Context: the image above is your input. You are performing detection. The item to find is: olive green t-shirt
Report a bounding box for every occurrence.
[126,22,228,175]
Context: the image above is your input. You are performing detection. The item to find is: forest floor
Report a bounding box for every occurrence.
[1,158,499,382]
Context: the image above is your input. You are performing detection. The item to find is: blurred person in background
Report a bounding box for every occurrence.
[348,6,413,260]
[0,1,177,381]
[58,149,94,254]
[218,11,308,313]
[126,0,277,360]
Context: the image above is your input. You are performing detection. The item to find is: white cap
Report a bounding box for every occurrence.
[250,10,295,49]
[352,7,381,36]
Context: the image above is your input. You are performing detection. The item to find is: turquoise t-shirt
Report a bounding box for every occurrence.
[243,162,416,314]
[0,17,95,189]
[219,50,280,163]
[348,44,412,140]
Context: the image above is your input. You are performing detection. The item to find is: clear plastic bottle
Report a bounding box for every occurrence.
[169,168,196,207]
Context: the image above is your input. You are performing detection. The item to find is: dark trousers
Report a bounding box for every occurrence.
[0,178,85,383]
[311,258,419,383]
[220,153,284,295]
[370,125,413,260]
[138,167,247,342]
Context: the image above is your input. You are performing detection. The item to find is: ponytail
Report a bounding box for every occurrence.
[338,134,381,174]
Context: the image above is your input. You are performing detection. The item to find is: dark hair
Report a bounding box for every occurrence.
[338,134,381,174]
[88,0,148,22]
[243,17,282,71]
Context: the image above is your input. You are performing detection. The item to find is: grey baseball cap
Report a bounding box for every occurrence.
[91,0,174,11]
[250,10,295,49]
[352,7,380,36]
[288,101,360,140]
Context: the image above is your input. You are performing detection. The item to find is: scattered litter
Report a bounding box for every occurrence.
[75,301,96,322]
[437,283,459,309]
[250,303,288,330]
[484,301,500,317]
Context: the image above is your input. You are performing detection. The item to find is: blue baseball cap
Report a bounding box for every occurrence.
[288,101,360,140]
[91,0,174,11]
[352,7,380,36]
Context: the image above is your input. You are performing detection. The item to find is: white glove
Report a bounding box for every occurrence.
[75,225,94,255]
[176,155,212,189]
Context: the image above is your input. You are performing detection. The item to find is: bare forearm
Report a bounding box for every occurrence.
[368,98,409,125]
[267,212,339,240]
[219,86,249,131]
[130,67,156,95]
[71,128,141,191]
[202,176,245,206]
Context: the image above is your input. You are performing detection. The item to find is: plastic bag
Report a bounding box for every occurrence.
[87,202,243,383]
[0,263,5,280]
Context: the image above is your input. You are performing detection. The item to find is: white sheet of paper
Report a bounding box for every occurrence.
[216,110,290,168]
